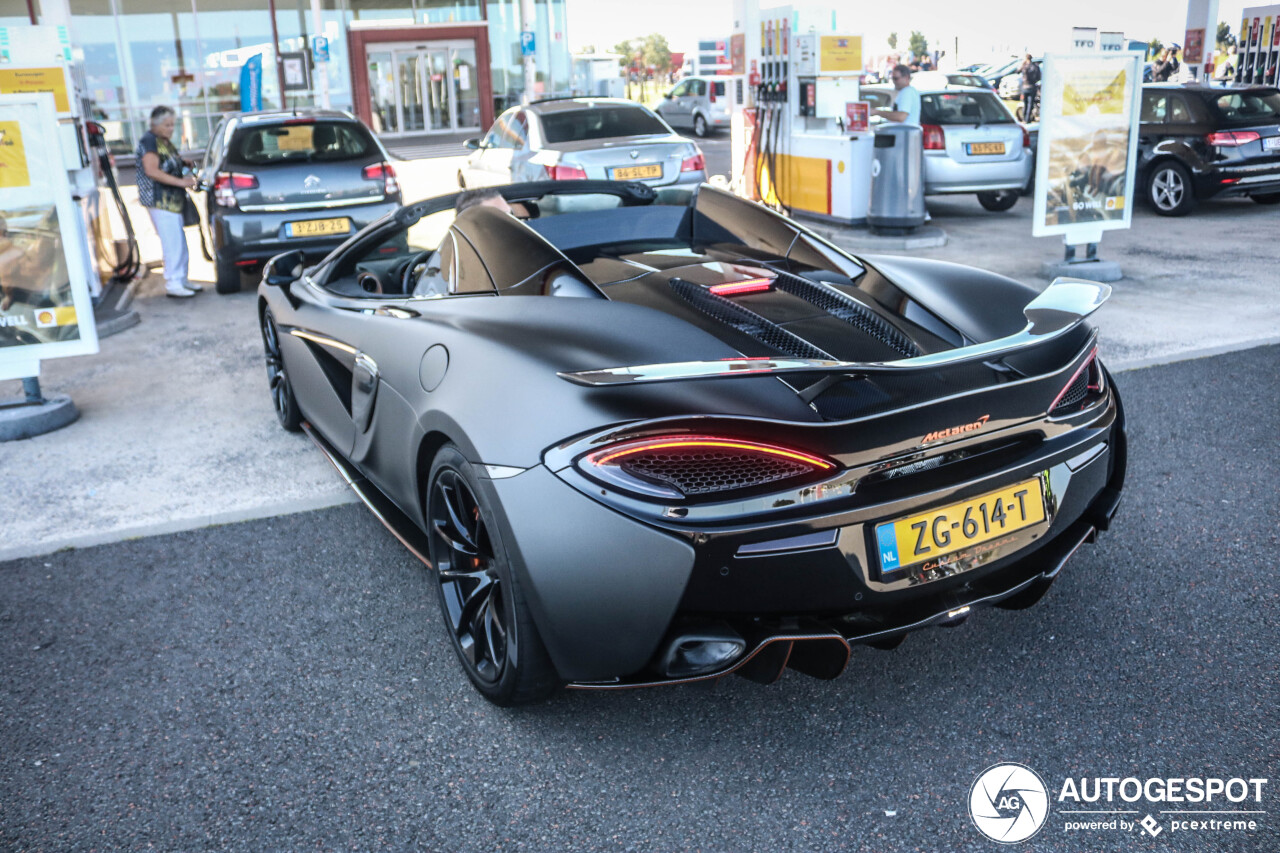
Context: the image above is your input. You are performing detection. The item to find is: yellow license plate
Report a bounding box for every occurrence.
[875,476,1047,572]
[286,218,350,238]
[611,164,662,180]
[967,142,1006,155]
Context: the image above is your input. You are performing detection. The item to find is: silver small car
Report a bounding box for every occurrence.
[459,98,706,189]
[864,85,1032,211]
[656,76,732,137]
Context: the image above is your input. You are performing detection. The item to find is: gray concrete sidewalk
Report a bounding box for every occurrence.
[2,178,1276,562]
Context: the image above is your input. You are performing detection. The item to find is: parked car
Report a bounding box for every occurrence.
[655,75,732,137]
[1138,83,1280,215]
[998,59,1042,101]
[912,71,996,92]
[197,109,401,294]
[864,85,1033,210]
[977,56,1022,89]
[458,98,706,189]
[256,179,1126,705]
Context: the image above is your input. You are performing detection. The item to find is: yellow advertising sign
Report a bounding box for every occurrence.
[819,36,862,73]
[0,121,31,188]
[1062,68,1127,116]
[0,67,71,113]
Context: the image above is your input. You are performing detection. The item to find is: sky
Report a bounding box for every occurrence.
[564,0,1256,64]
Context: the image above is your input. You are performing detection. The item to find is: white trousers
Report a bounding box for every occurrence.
[147,207,190,292]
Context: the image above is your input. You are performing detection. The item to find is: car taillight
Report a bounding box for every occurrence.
[1048,347,1105,417]
[213,171,258,208]
[545,164,588,180]
[922,124,946,150]
[579,435,836,500]
[1021,125,1031,148]
[362,161,399,196]
[681,152,706,172]
[708,87,717,103]
[1206,130,1261,146]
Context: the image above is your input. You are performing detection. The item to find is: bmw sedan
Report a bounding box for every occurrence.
[198,110,401,293]
[458,97,706,189]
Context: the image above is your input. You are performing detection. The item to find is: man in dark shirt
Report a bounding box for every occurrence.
[1019,54,1041,122]
[1153,47,1181,82]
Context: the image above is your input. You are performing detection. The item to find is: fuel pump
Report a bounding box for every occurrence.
[730,0,872,224]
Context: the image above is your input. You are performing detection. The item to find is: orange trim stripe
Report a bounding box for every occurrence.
[593,437,834,469]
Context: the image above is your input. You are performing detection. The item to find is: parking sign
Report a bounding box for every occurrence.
[520,31,536,56]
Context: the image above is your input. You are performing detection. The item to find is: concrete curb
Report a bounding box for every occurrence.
[0,394,79,442]
[0,490,358,563]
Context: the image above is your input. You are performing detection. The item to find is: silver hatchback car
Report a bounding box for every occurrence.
[656,76,732,137]
[865,85,1032,210]
[459,98,706,189]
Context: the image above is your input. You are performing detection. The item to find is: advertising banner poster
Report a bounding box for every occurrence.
[1032,52,1143,239]
[0,93,98,379]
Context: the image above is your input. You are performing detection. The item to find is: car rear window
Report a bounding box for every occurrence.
[1209,89,1280,125]
[227,121,376,165]
[922,92,1014,125]
[712,81,726,96]
[540,107,670,143]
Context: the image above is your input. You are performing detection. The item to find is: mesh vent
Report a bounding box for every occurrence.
[620,448,815,496]
[1050,359,1099,416]
[669,278,832,360]
[768,269,922,357]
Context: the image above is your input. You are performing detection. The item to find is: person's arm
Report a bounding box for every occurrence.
[141,151,195,189]
[872,107,909,122]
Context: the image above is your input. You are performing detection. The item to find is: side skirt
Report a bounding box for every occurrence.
[302,421,434,568]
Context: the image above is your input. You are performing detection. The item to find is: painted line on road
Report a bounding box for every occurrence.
[0,490,359,563]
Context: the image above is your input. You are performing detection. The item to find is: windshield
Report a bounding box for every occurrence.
[228,121,376,165]
[922,92,1015,125]
[540,107,670,143]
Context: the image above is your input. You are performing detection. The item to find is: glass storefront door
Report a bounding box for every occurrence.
[365,40,480,136]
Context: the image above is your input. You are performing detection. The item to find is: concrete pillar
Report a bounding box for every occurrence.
[1185,0,1220,80]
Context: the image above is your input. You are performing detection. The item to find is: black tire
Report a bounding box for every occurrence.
[260,309,302,432]
[426,444,560,706]
[1146,160,1196,216]
[693,113,708,138]
[1250,192,1280,205]
[214,252,241,294]
[977,190,1019,211]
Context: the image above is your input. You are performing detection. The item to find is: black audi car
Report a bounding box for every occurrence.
[197,109,401,293]
[1139,83,1280,215]
[256,181,1126,706]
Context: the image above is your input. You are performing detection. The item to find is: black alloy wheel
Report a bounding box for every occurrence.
[1147,161,1196,216]
[261,309,302,432]
[426,445,558,705]
[977,190,1019,211]
[693,113,708,138]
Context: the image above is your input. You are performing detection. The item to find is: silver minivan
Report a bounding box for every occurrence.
[656,76,731,137]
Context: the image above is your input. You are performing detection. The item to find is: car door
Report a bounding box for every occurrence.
[465,114,515,187]
[197,117,231,242]
[661,80,692,127]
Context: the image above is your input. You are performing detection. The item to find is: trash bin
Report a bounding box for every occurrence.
[868,124,926,234]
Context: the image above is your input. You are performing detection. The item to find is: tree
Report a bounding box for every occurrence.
[579,44,597,55]
[909,31,928,60]
[1216,21,1234,50]
[887,32,898,50]
[641,32,672,76]
[613,39,636,71]
[1148,37,1163,60]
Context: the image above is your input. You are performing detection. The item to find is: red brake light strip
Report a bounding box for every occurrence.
[592,437,833,469]
[708,278,774,296]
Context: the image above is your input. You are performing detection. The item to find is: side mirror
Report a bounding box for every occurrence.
[265,250,305,287]
[463,137,482,150]
[663,92,673,100]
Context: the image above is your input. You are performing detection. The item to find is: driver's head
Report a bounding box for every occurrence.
[455,188,513,216]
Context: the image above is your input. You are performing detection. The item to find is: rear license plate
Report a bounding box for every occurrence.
[875,476,1047,572]
[611,164,663,180]
[1264,136,1280,150]
[966,141,1006,155]
[286,218,350,238]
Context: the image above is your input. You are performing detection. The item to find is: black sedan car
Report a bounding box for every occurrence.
[257,181,1126,705]
[198,109,401,293]
[1139,83,1280,215]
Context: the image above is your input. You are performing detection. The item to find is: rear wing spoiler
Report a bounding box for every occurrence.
[558,277,1109,387]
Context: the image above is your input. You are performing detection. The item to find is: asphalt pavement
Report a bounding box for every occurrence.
[2,346,1277,852]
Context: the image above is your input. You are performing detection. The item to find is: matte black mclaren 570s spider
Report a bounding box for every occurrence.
[257,180,1126,706]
